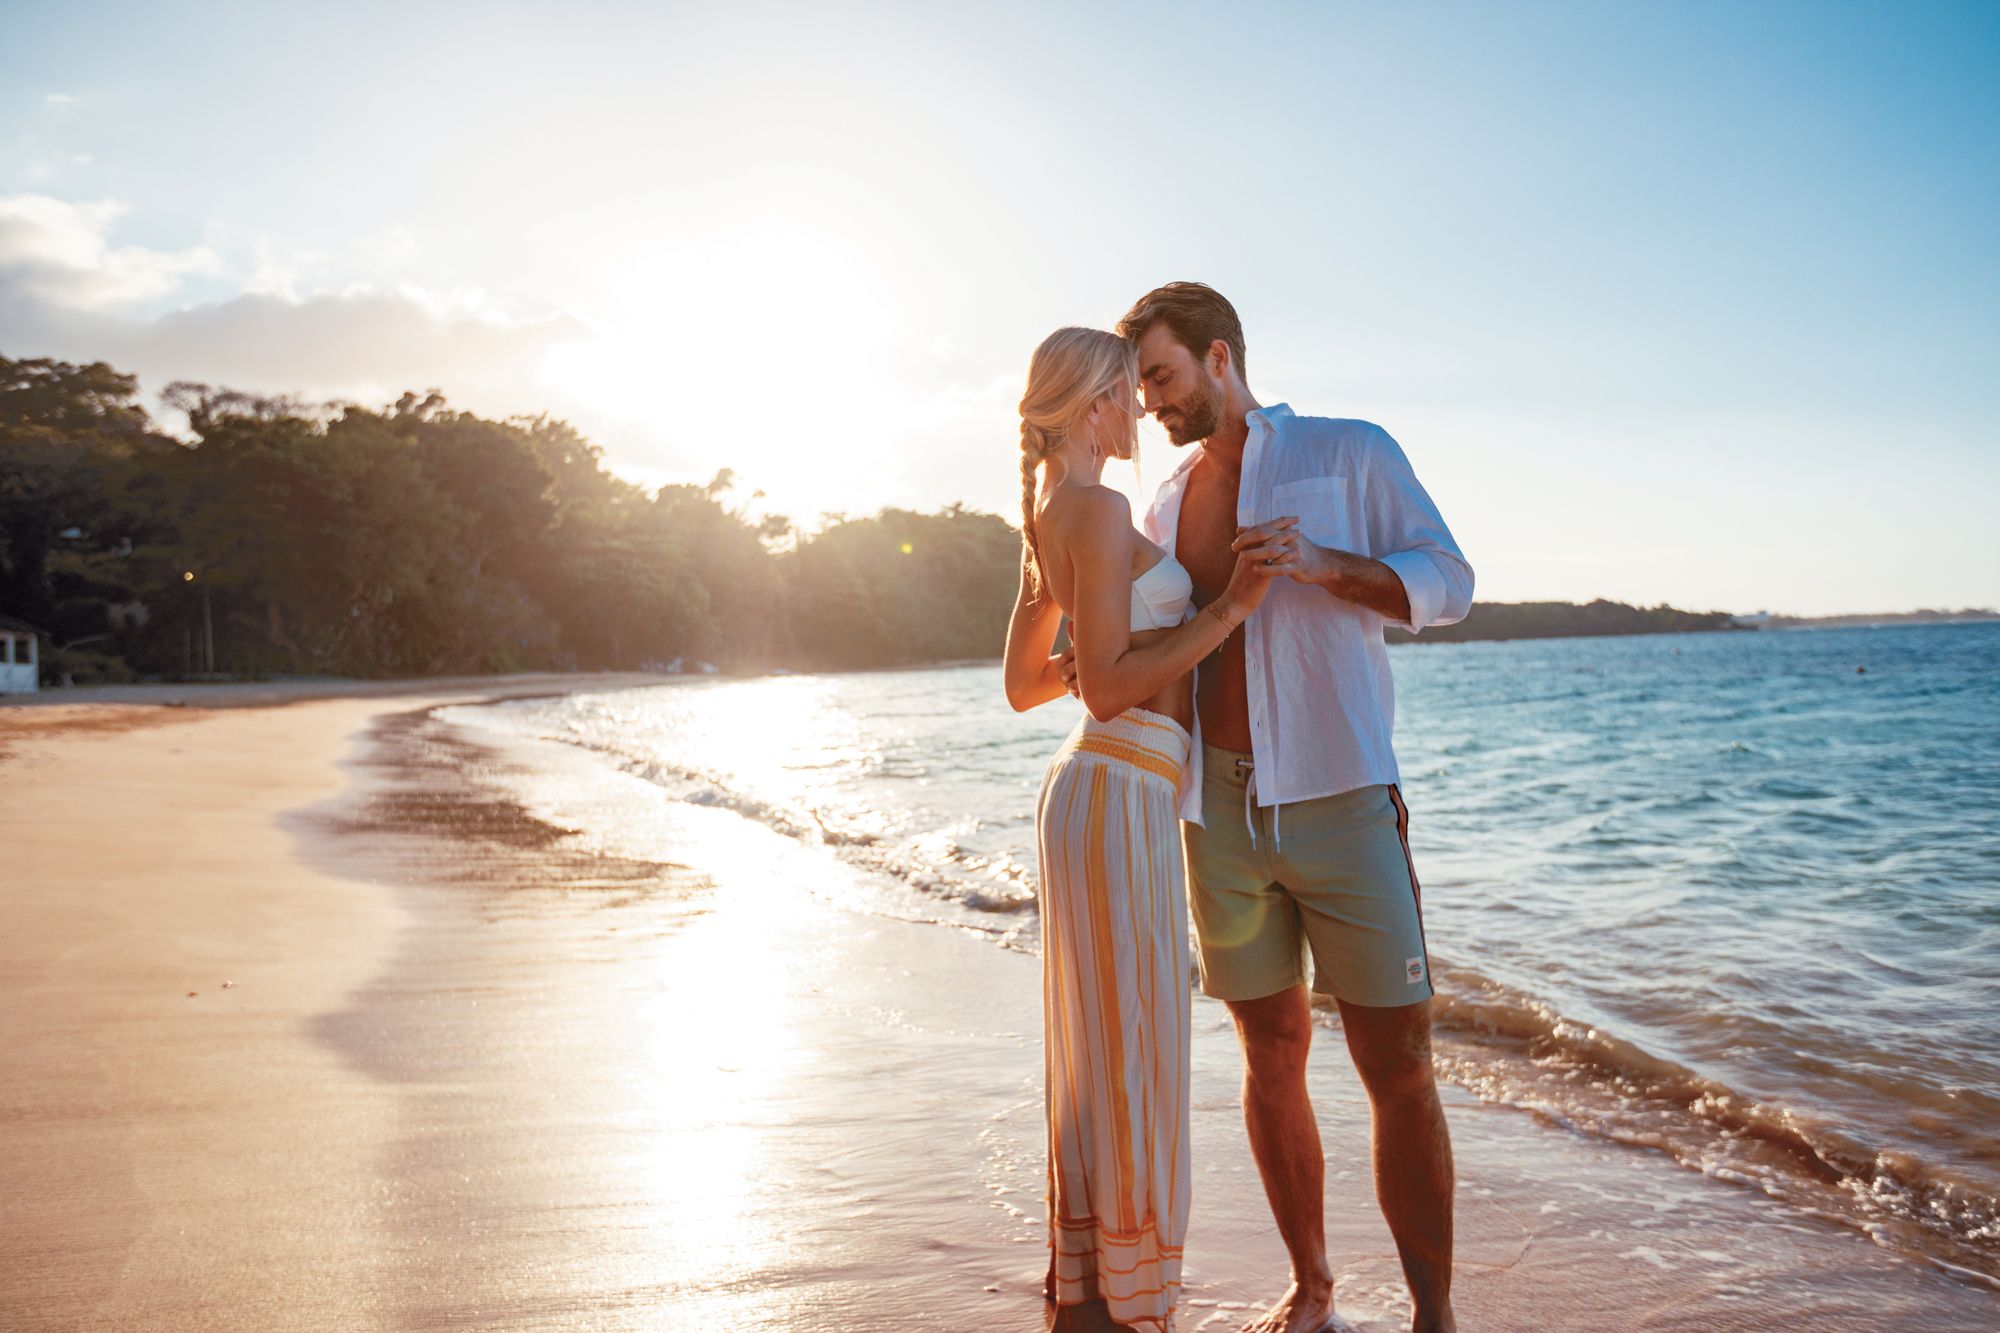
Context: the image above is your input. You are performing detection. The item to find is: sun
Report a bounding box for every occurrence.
[539,223,899,515]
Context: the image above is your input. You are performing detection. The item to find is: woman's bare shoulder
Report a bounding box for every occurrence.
[1038,483,1132,550]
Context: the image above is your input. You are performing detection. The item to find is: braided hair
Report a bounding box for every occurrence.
[1016,327,1137,605]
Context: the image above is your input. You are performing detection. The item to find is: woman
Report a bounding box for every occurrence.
[1003,327,1296,1331]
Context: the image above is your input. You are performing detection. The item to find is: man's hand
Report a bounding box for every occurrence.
[1057,647,1080,698]
[1283,532,1372,594]
[1229,518,1303,574]
[1283,531,1342,588]
[1280,533,1415,623]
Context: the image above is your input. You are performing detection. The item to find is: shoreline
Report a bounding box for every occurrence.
[2,680,1995,1329]
[433,690,2000,1328]
[5,614,1988,721]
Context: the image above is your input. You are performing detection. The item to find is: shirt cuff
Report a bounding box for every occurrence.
[1380,551,1447,633]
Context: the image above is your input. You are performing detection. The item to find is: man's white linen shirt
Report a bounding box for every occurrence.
[1141,404,1474,823]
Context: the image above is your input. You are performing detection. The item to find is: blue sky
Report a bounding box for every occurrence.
[3,0,1995,614]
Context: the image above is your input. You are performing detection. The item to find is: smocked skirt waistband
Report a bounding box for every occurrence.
[1051,708,1192,790]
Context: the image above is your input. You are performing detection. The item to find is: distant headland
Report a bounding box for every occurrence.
[1385,600,1740,644]
[1735,608,1998,631]
[1386,601,1997,645]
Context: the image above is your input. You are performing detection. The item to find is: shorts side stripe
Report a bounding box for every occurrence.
[1386,784,1431,978]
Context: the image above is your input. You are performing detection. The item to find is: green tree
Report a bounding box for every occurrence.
[648,470,781,663]
[0,357,178,660]
[1,354,1051,682]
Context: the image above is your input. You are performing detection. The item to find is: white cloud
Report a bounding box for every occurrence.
[3,283,588,428]
[0,193,589,440]
[0,195,1023,528]
[43,93,79,109]
[146,290,585,402]
[242,238,302,301]
[0,194,219,311]
[353,225,418,268]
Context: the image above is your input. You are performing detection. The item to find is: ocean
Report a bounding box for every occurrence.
[442,620,2000,1289]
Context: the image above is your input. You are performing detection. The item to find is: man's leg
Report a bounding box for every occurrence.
[1337,998,1455,1333]
[1225,985,1336,1333]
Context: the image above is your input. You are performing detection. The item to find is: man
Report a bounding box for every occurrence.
[1118,281,1470,1333]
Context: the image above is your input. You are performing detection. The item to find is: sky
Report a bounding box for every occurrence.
[2,0,1995,616]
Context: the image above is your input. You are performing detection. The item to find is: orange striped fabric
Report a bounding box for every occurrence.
[1036,708,1192,1332]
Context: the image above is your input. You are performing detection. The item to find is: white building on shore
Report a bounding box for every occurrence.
[0,613,44,694]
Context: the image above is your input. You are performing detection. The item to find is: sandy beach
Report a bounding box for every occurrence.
[3,679,1993,1331]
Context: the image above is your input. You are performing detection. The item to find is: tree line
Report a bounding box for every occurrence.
[2,354,1752,687]
[1,355,1021,684]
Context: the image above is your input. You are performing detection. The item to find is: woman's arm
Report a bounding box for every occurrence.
[1003,552,1070,711]
[1068,492,1290,723]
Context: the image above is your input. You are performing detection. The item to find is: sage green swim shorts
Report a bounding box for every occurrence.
[1182,745,1434,1007]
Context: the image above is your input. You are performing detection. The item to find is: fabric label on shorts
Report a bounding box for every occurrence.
[1406,957,1426,985]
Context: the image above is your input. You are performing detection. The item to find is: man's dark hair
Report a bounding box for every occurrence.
[1116,282,1248,389]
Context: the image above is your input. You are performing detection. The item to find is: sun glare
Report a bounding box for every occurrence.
[541,225,899,516]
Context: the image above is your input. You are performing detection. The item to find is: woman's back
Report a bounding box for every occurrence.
[1034,481,1195,732]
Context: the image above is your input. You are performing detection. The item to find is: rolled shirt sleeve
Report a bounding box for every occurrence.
[1363,425,1474,633]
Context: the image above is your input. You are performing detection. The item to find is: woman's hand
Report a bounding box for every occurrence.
[1222,517,1299,618]
[1002,549,1070,711]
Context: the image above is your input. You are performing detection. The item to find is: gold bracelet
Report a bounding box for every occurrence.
[1205,600,1236,632]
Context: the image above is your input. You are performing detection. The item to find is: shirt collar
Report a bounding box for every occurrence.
[1158,442,1204,489]
[1152,404,1288,482]
[1150,402,1297,509]
[1248,402,1294,432]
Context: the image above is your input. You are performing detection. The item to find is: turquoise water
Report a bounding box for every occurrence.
[447,621,2000,1285]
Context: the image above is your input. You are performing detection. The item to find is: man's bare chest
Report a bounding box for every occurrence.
[1174,472,1239,598]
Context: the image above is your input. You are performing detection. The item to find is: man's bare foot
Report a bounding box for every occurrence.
[1240,1278,1336,1333]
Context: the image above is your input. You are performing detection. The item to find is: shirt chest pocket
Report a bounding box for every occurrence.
[1270,474,1354,553]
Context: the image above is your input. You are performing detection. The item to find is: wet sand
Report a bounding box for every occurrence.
[2,684,1993,1330]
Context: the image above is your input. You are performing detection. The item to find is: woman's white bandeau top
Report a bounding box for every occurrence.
[1130,554,1195,631]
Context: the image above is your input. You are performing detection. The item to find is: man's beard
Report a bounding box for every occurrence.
[1161,376,1223,445]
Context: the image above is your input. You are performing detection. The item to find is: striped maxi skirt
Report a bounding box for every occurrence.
[1035,708,1193,1331]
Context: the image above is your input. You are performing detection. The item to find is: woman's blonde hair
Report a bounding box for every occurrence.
[1017,326,1137,602]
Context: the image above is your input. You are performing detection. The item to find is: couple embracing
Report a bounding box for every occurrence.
[1004,283,1473,1333]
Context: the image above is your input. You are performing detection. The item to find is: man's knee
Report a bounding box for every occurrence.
[1226,986,1314,1082]
[1341,999,1438,1100]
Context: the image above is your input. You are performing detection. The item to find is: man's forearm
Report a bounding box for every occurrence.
[1313,550,1411,622]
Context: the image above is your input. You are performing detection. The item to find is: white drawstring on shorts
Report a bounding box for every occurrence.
[1236,756,1282,852]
